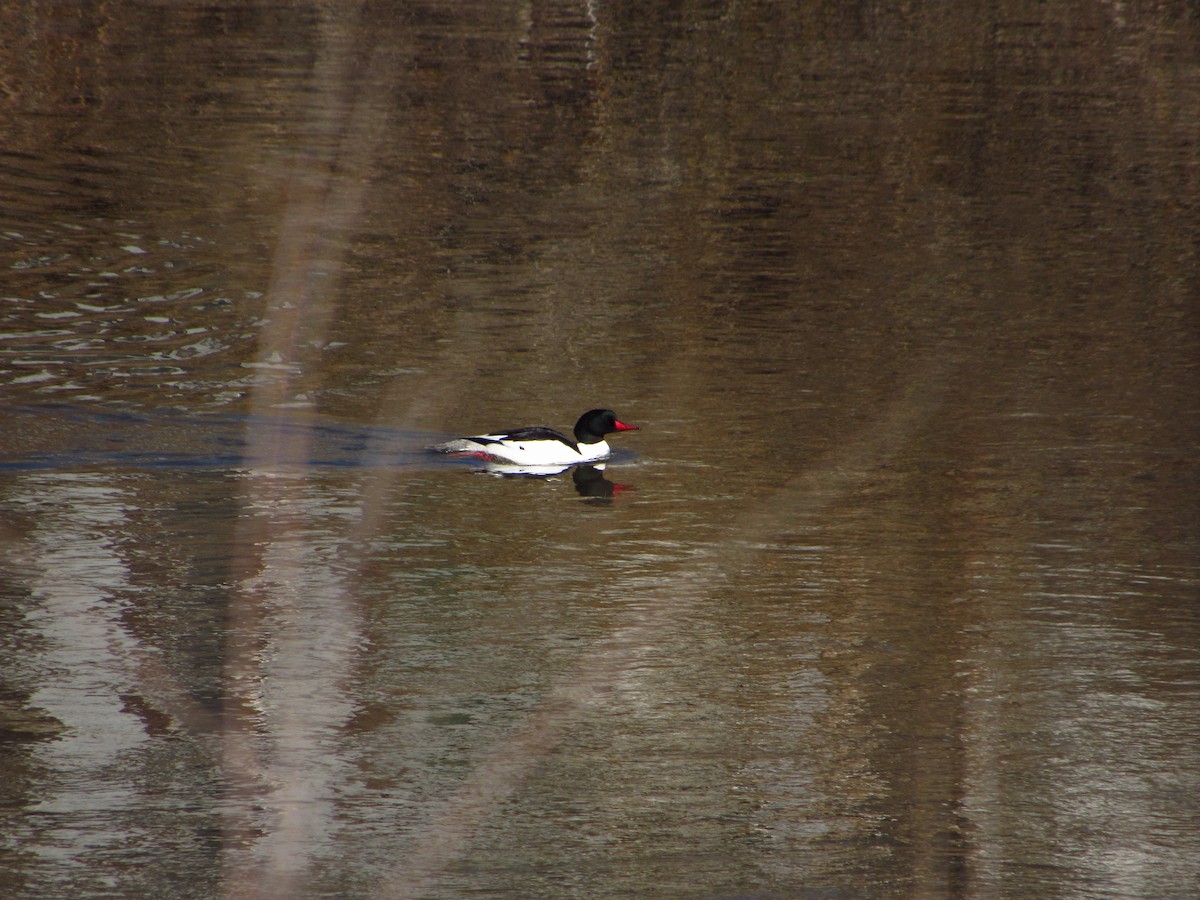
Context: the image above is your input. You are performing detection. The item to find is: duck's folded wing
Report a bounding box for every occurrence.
[476,426,578,451]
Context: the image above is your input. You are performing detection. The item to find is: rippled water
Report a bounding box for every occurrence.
[2,2,1199,898]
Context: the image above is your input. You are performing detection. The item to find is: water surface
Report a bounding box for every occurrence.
[1,2,1198,897]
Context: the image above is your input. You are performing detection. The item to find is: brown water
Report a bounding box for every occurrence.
[2,2,1199,898]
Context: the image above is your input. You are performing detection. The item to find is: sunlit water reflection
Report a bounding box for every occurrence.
[2,1,1199,898]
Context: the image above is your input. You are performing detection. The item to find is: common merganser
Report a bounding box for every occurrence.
[433,408,639,466]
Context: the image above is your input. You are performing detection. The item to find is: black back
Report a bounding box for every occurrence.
[479,425,577,451]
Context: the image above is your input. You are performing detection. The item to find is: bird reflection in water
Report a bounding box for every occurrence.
[571,464,632,500]
[468,460,632,500]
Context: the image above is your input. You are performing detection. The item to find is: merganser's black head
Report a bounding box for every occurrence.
[574,408,639,444]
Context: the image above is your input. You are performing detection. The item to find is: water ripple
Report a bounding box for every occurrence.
[1,225,260,406]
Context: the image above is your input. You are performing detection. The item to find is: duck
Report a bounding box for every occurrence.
[432,408,639,467]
